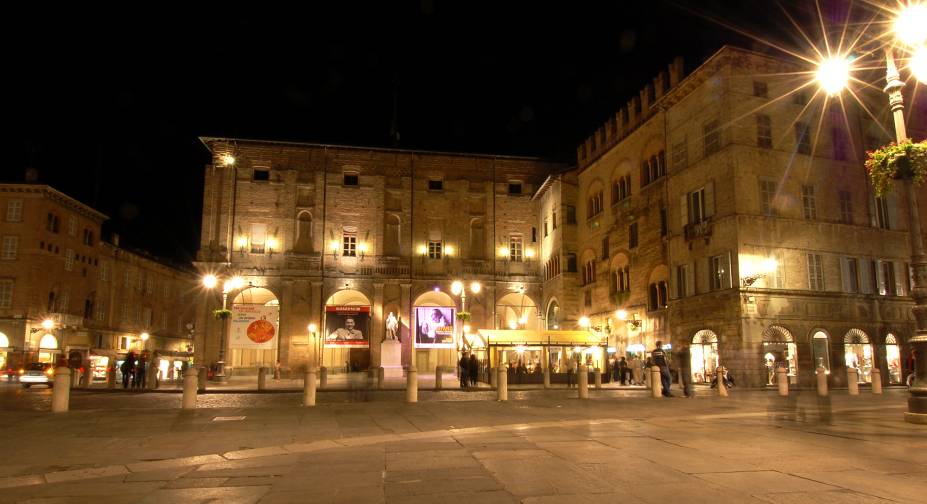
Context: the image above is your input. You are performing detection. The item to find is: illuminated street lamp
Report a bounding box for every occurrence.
[814,3,927,423]
[202,273,245,378]
[140,332,150,351]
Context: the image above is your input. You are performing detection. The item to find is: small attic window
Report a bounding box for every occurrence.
[344,173,359,186]
[253,168,270,181]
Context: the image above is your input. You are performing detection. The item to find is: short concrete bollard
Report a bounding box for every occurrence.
[303,369,317,407]
[107,365,117,389]
[777,368,789,397]
[490,366,498,389]
[147,367,158,390]
[70,368,79,390]
[717,367,728,397]
[258,367,267,391]
[593,367,602,390]
[182,367,198,409]
[82,365,93,389]
[578,365,589,399]
[650,366,662,399]
[816,366,829,396]
[847,368,860,395]
[197,367,207,392]
[497,367,508,401]
[51,367,71,413]
[543,367,550,389]
[435,367,443,390]
[377,367,385,389]
[871,368,883,394]
[406,366,418,403]
[319,367,328,389]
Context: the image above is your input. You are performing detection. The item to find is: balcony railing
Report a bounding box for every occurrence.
[684,218,712,241]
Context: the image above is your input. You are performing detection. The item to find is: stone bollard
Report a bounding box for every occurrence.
[197,367,207,392]
[303,368,317,407]
[107,365,117,389]
[650,366,662,399]
[51,367,71,413]
[871,368,883,394]
[816,366,829,396]
[435,367,443,390]
[593,367,602,390]
[319,367,328,389]
[717,367,728,397]
[497,367,508,401]
[82,365,93,389]
[258,367,267,391]
[182,367,198,409]
[543,367,550,389]
[777,368,789,397]
[70,368,79,389]
[406,366,418,403]
[377,367,385,390]
[490,366,498,389]
[847,368,860,395]
[578,365,589,399]
[147,366,158,390]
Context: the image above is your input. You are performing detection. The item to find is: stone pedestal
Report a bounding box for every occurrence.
[381,340,403,379]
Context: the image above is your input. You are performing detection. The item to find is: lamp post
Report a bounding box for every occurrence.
[814,3,926,423]
[202,273,244,379]
[451,280,481,352]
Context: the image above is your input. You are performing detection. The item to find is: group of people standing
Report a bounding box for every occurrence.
[119,351,147,389]
[458,352,480,388]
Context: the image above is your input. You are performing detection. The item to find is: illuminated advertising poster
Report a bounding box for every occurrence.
[415,306,455,348]
[325,305,370,348]
[230,305,279,349]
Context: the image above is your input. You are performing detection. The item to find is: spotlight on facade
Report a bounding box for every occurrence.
[578,316,590,328]
[895,3,927,46]
[451,281,464,296]
[616,309,628,321]
[445,244,455,256]
[525,248,535,259]
[202,274,218,289]
[417,244,428,256]
[221,154,236,166]
[816,56,851,95]
[470,281,481,294]
[308,323,317,334]
[498,246,510,258]
[140,332,150,341]
[41,319,55,330]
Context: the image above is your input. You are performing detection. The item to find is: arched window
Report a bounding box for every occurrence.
[762,325,797,385]
[691,330,719,384]
[884,333,903,384]
[39,334,58,349]
[0,332,9,348]
[811,331,831,373]
[295,211,314,254]
[384,214,401,257]
[844,328,873,384]
[648,283,659,310]
[546,301,560,330]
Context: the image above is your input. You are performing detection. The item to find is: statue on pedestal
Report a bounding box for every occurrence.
[385,312,400,342]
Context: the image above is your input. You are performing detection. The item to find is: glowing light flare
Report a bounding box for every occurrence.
[417,244,428,255]
[912,46,927,82]
[518,314,528,325]
[330,240,341,252]
[498,246,510,257]
[308,323,317,334]
[578,316,590,328]
[444,244,455,256]
[221,154,236,166]
[202,274,218,289]
[451,281,463,296]
[616,309,628,321]
[41,319,54,330]
[816,56,851,95]
[525,248,535,258]
[515,345,526,354]
[266,237,279,251]
[895,3,927,46]
[470,282,481,294]
[235,236,249,248]
[140,332,150,341]
[508,321,518,330]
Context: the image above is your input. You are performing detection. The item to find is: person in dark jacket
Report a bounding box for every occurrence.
[676,343,693,398]
[459,353,470,388]
[120,352,135,389]
[651,341,672,397]
[468,354,479,387]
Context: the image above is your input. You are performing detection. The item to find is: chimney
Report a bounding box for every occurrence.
[24,167,39,183]
[668,57,684,87]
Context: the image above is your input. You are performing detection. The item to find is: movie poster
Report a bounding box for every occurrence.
[415,306,456,348]
[324,305,370,348]
[230,305,279,349]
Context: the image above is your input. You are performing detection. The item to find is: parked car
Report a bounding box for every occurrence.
[20,362,55,388]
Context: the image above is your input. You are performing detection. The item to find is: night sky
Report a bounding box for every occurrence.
[6,1,847,263]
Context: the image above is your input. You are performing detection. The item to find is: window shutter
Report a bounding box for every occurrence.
[875,260,886,295]
[869,194,878,227]
[860,259,873,294]
[887,194,898,230]
[680,194,688,227]
[686,263,695,296]
[725,251,732,288]
[840,257,851,293]
[702,257,711,292]
[705,181,716,218]
[669,266,678,300]
[894,261,906,296]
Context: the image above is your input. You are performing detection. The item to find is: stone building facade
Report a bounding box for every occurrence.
[0,184,197,381]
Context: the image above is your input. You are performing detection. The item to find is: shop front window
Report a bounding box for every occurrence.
[690,330,719,384]
[762,325,798,385]
[811,331,831,373]
[844,329,873,383]
[885,334,902,384]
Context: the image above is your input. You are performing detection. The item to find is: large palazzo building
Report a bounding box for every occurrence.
[195,45,925,387]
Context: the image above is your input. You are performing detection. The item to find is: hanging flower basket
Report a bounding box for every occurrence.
[213,308,232,320]
[455,311,471,322]
[865,139,927,196]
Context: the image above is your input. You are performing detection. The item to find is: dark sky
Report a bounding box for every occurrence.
[5,1,842,263]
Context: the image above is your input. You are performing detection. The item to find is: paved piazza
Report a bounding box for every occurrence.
[0,383,925,503]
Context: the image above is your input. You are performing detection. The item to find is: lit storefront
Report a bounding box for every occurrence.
[844,328,873,383]
[762,325,798,385]
[37,334,59,364]
[478,329,606,383]
[229,287,280,371]
[690,329,719,384]
[0,332,9,374]
[885,333,903,384]
[323,289,371,371]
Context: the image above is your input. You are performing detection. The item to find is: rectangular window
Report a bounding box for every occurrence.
[807,253,825,291]
[0,280,11,308]
[660,208,667,237]
[100,261,110,281]
[676,264,688,298]
[5,200,22,222]
[709,254,731,290]
[756,115,772,148]
[566,253,577,273]
[137,273,144,291]
[629,223,638,249]
[118,335,132,350]
[123,269,131,288]
[95,300,106,321]
[343,234,357,257]
[688,188,705,224]
[832,128,849,161]
[250,223,267,253]
[552,211,558,229]
[1,236,18,260]
[68,216,77,236]
[795,122,812,155]
[64,249,74,271]
[601,237,609,259]
[759,180,777,216]
[120,303,129,322]
[565,205,577,225]
[252,168,270,181]
[508,182,522,195]
[143,307,152,327]
[842,257,860,293]
[428,240,442,259]
[428,179,444,191]
[839,191,853,224]
[672,140,687,169]
[753,81,768,97]
[584,289,592,308]
[875,196,891,229]
[343,173,359,186]
[58,291,69,314]
[544,220,549,237]
[801,185,816,220]
[704,120,721,156]
[145,277,153,295]
[509,236,523,262]
[883,261,897,295]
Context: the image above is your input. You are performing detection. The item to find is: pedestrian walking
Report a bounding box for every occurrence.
[274,360,282,380]
[468,354,479,387]
[618,357,629,385]
[133,358,146,389]
[651,341,672,397]
[459,352,469,388]
[677,343,693,398]
[567,355,577,388]
[120,352,135,389]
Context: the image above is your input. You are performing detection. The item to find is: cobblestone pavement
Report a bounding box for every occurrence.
[0,384,924,503]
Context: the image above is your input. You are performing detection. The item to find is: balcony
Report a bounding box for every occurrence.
[284,252,321,271]
[374,256,410,277]
[495,260,539,278]
[684,218,712,241]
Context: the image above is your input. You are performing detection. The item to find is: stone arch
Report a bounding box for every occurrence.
[843,328,873,383]
[39,333,58,349]
[232,287,280,306]
[324,288,372,307]
[690,329,720,384]
[809,328,832,372]
[762,325,797,385]
[295,211,314,254]
[884,332,904,384]
[496,291,538,331]
[762,325,794,343]
[0,331,9,348]
[545,298,561,330]
[844,328,870,344]
[646,264,670,311]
